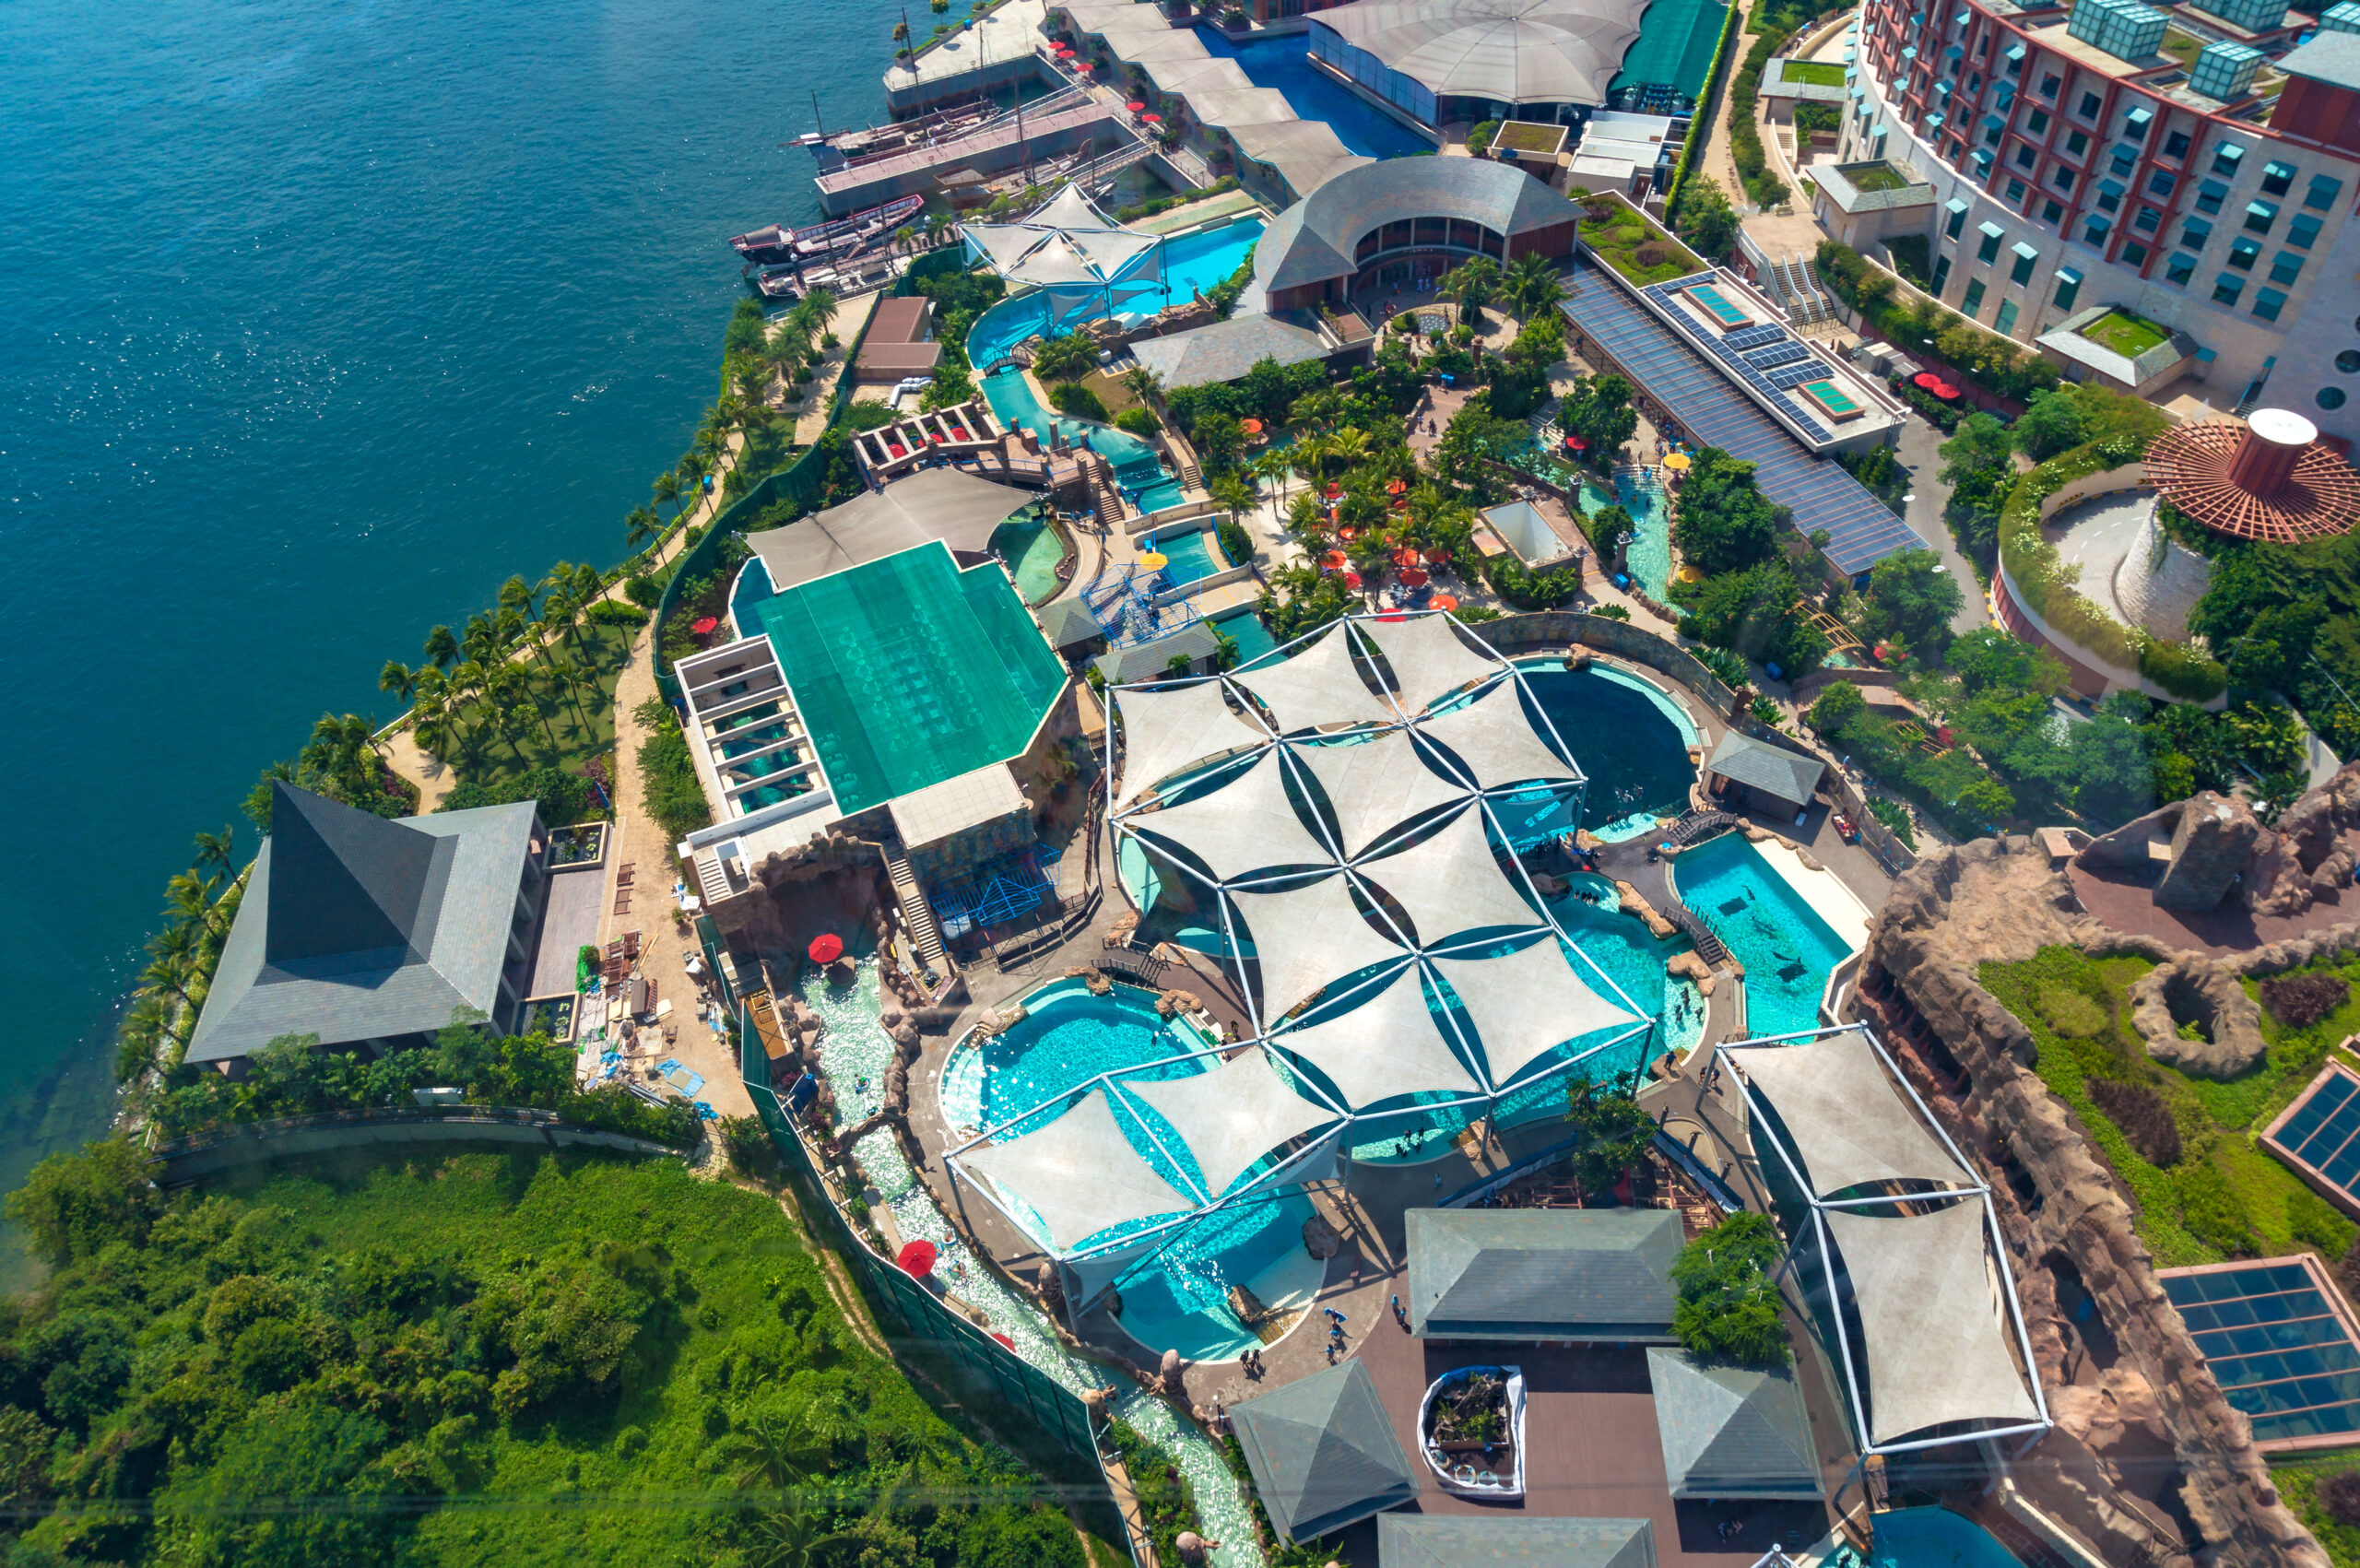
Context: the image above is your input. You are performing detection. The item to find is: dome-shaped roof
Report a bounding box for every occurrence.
[1252,157,1586,294]
[1316,0,1654,107]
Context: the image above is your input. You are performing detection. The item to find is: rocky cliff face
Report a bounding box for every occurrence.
[1864,835,2329,1568]
[2078,764,2360,917]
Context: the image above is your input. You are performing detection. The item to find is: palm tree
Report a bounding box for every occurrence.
[546,653,592,725]
[462,614,499,666]
[802,288,840,339]
[923,211,950,250]
[1120,363,1162,408]
[1439,257,1500,331]
[498,573,536,620]
[411,695,454,763]
[1251,447,1292,505]
[678,453,712,513]
[653,469,685,522]
[422,624,459,670]
[164,872,221,937]
[625,505,660,560]
[449,659,488,709]
[1504,252,1564,320]
[1211,627,1241,671]
[194,826,236,881]
[379,659,417,707]
[1210,471,1256,525]
[1328,427,1372,470]
[144,922,201,1002]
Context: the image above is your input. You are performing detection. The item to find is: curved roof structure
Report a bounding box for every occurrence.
[1314,0,1651,106]
[2143,416,2360,545]
[1253,156,1587,295]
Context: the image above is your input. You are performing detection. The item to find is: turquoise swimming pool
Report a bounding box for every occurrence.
[1672,833,1855,1039]
[1508,660,1697,843]
[1615,469,1673,601]
[966,218,1268,370]
[1144,525,1228,584]
[1112,1189,1323,1362]
[1214,607,1276,665]
[1856,1506,2028,1568]
[941,977,1210,1144]
[729,556,775,640]
[981,367,1174,500]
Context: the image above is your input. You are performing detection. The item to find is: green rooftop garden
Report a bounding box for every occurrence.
[1577,194,1707,288]
[2078,308,2171,360]
[1836,159,1913,194]
[1493,120,1565,154]
[2158,28,2204,65]
[1780,57,1848,86]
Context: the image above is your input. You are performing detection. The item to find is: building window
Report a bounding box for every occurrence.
[2079,90,2102,119]
[1933,254,1953,292]
[2148,171,2177,199]
[1985,121,2004,147]
[2006,177,2027,203]
[2026,107,2050,135]
[2066,129,2089,157]
[2228,236,2260,270]
[2271,251,2305,285]
[2196,179,2227,216]
[2121,242,2149,267]
[2212,143,2246,176]
[2011,243,2038,284]
[2321,386,2349,410]
[1962,278,1987,316]
[2307,174,2344,211]
[2110,145,2138,176]
[2085,216,2112,243]
[2261,159,2296,196]
[1995,299,2020,332]
[2212,273,2244,306]
[2165,129,2191,159]
[2097,181,2124,212]
[2181,217,2212,250]
[2246,200,2279,234]
[2124,106,2151,139]
[2042,198,2065,224]
[2014,143,2036,171]
[1945,203,1967,238]
[2134,206,2161,233]
[2165,252,2197,286]
[1977,224,2004,262]
[2290,214,2324,250]
[2249,288,2286,324]
[2039,72,2061,98]
[1968,71,1982,92]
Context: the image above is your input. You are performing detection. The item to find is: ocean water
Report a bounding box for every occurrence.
[0,0,901,1267]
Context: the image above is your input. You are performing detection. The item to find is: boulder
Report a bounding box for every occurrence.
[1611,880,1678,939]
[1033,1259,1065,1314]
[1155,988,1201,1019]
[1302,1213,1342,1260]
[1528,871,1569,897]
[1562,646,1592,672]
[1227,1283,1271,1326]
[2155,792,2261,911]
[2129,959,2268,1079]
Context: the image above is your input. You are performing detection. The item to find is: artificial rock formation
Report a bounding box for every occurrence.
[1301,1213,1341,1260]
[2079,764,2360,917]
[1866,835,2327,1568]
[2128,959,2268,1079]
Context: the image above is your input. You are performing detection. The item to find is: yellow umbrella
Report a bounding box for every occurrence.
[1138,551,1169,569]
[1662,453,1691,471]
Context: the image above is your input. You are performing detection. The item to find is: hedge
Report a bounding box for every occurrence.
[1665,1,1743,210]
[1997,438,2229,702]
[1816,241,2061,404]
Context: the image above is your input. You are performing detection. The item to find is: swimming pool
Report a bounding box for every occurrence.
[941,976,1211,1143]
[990,517,1068,602]
[1144,525,1228,584]
[981,367,1174,500]
[1111,1189,1324,1362]
[1214,606,1277,665]
[1856,1506,2029,1568]
[1671,833,1855,1039]
[1613,469,1673,601]
[965,218,1268,371]
[729,556,775,640]
[1507,661,1697,842]
[1193,29,1435,160]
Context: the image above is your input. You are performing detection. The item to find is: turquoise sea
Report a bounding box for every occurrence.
[0,0,900,1267]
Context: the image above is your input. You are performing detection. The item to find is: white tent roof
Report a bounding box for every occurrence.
[1283,729,1466,858]
[965,223,1056,272]
[1429,934,1641,1086]
[1233,625,1398,733]
[1071,227,1162,281]
[1032,184,1117,230]
[1115,679,1267,807]
[1231,872,1410,1020]
[1356,613,1505,714]
[1824,1200,2043,1444]
[1267,964,1482,1107]
[1412,681,1579,792]
[1314,0,1652,108]
[1130,748,1339,883]
[1733,1031,1972,1198]
[1356,804,1542,946]
[1126,1052,1339,1197]
[962,1090,1193,1254]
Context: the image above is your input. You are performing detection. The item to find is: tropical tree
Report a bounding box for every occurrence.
[193,826,237,881]
[802,287,840,339]
[421,624,458,670]
[923,211,951,249]
[653,469,685,522]
[378,660,416,709]
[1502,253,1564,320]
[1120,362,1162,408]
[462,614,498,667]
[624,505,660,561]
[1210,471,1257,525]
[1251,446,1292,506]
[1438,256,1501,330]
[498,573,537,622]
[1031,330,1101,383]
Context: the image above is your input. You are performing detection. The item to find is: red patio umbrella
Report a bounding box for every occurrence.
[1399,566,1430,587]
[1377,609,1407,621]
[1564,435,1588,452]
[1240,418,1264,434]
[1342,571,1363,590]
[808,933,844,964]
[1323,482,1341,498]
[1140,112,1162,123]
[1930,381,1962,399]
[897,1240,938,1278]
[1126,100,1146,111]
[990,1331,1016,1350]
[690,616,719,635]
[1392,547,1421,567]
[1424,547,1451,565]
[1911,371,1945,393]
[1337,525,1358,540]
[1320,549,1349,571]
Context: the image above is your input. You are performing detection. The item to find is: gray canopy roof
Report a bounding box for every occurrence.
[1129,312,1334,393]
[1703,730,1826,809]
[187,784,539,1065]
[1406,1207,1682,1340]
[1646,1348,1823,1500]
[747,470,1035,591]
[1254,147,1587,295]
[1315,0,1653,107]
[1730,1029,1973,1199]
[1228,1359,1419,1542]
[1377,1515,1659,1568]
[1036,597,1105,650]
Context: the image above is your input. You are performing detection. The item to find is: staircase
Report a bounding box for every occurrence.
[1163,428,1206,491]
[882,844,950,978]
[1765,255,1835,326]
[1080,449,1126,528]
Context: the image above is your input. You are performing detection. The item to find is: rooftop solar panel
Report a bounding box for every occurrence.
[1724,324,1788,352]
[1770,363,1830,390]
[2160,1257,2360,1446]
[1747,343,1811,370]
[1560,265,1923,576]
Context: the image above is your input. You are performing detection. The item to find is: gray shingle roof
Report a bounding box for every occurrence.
[1036,597,1106,650]
[1407,1207,1682,1340]
[1377,1515,1660,1567]
[1254,158,1585,295]
[748,469,1035,592]
[1092,619,1221,684]
[1703,730,1826,809]
[1228,1359,1419,1542]
[1645,1348,1823,1500]
[186,784,539,1064]
[1130,313,1332,391]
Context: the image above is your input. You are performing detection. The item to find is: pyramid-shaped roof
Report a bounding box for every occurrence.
[1646,1348,1823,1501]
[1407,1208,1681,1341]
[185,784,541,1064]
[1377,1515,1659,1568]
[1227,1359,1418,1542]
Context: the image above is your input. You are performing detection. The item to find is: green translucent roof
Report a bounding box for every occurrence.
[1610,0,1730,98]
[747,542,1066,817]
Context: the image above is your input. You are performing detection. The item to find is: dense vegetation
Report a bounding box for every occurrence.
[632,695,714,844]
[1982,946,2360,1268]
[1815,241,2061,405]
[2185,513,2360,759]
[1670,1213,1790,1366]
[0,1145,1098,1567]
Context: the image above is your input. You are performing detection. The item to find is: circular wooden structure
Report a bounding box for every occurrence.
[2142,413,2360,544]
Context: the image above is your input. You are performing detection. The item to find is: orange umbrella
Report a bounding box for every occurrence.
[1392,548,1422,567]
[1386,477,1407,495]
[1429,593,1459,611]
[1424,548,1451,565]
[1399,566,1430,587]
[1337,525,1358,541]
[1320,549,1349,571]
[1240,419,1264,434]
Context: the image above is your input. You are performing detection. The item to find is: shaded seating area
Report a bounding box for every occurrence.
[1229,1359,1420,1543]
[1406,1208,1682,1343]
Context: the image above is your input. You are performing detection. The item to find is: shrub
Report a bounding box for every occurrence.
[440,766,599,825]
[1393,311,1418,332]
[1670,1212,1790,1366]
[1590,604,1631,621]
[1049,382,1108,421]
[1114,407,1159,436]
[2263,972,2353,1030]
[631,696,713,842]
[1808,680,1865,734]
[1217,519,1253,565]
[2087,1077,2182,1167]
[624,573,663,608]
[2292,1188,2355,1254]
[1466,119,1501,154]
[2319,1469,2360,1528]
[586,597,651,627]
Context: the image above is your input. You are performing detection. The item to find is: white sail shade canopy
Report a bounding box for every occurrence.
[1356,803,1543,946]
[1412,681,1580,793]
[1229,872,1410,1020]
[1115,679,1268,807]
[1732,1031,1973,1198]
[1267,964,1484,1108]
[1126,1052,1339,1197]
[1355,611,1506,715]
[1283,729,1467,858]
[1232,624,1398,733]
[1129,748,1339,882]
[1428,933,1641,1085]
[962,1090,1194,1255]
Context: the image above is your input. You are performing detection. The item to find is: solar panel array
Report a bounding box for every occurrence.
[1747,342,1811,370]
[1770,364,1829,391]
[2269,1066,2360,1193]
[2161,1261,2360,1444]
[1561,262,1927,576]
[1722,323,1786,352]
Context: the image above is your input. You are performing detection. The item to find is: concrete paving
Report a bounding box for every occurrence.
[1892,409,1994,636]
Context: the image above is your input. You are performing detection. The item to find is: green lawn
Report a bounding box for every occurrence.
[2273,1456,2360,1566]
[1982,947,2360,1270]
[2158,28,2204,65]
[446,621,635,793]
[1494,120,1564,153]
[2079,309,2171,359]
[1780,58,1848,86]
[1578,199,1707,287]
[1838,160,1913,194]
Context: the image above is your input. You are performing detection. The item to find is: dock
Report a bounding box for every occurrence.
[816,96,1127,215]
